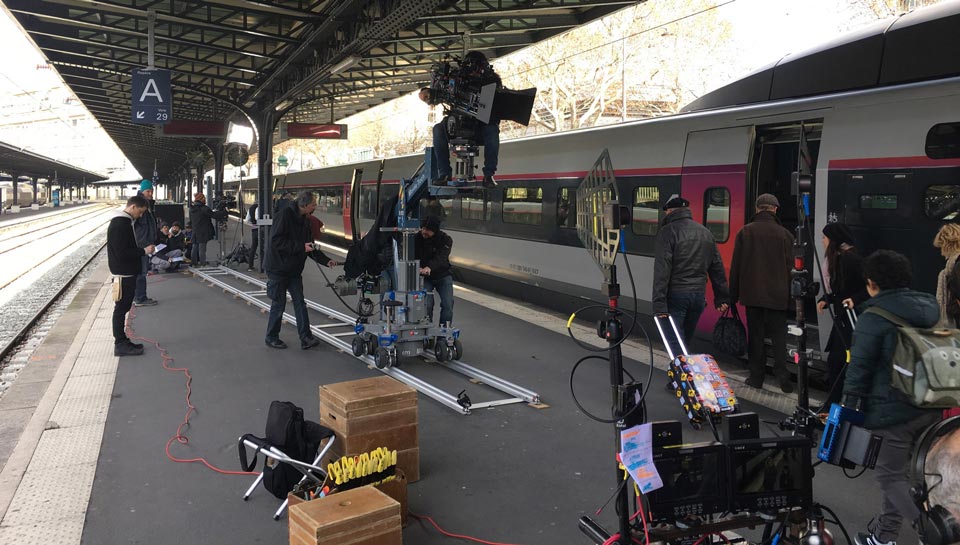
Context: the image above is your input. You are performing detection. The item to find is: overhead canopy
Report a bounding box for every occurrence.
[4,0,639,180]
[0,140,107,182]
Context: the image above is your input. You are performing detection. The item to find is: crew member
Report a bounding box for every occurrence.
[107,195,155,356]
[264,190,336,350]
[188,192,228,266]
[246,202,259,272]
[729,193,794,393]
[921,421,960,545]
[652,194,729,357]
[419,51,501,189]
[416,216,454,326]
[844,251,942,545]
[133,180,158,307]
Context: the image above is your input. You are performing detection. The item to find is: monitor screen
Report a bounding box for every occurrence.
[648,443,727,522]
[728,437,812,512]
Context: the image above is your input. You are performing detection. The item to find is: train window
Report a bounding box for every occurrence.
[461,192,491,221]
[503,187,543,225]
[420,196,452,224]
[924,185,960,221]
[859,194,898,210]
[316,187,343,215]
[557,187,576,228]
[703,187,730,242]
[926,123,960,159]
[632,187,661,236]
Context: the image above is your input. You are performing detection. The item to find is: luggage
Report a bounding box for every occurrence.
[712,305,747,357]
[864,307,960,408]
[655,315,738,428]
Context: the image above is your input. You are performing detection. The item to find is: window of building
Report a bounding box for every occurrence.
[859,194,899,210]
[632,186,661,236]
[503,186,543,225]
[461,192,491,221]
[926,123,960,159]
[924,185,960,221]
[557,187,576,228]
[703,187,730,242]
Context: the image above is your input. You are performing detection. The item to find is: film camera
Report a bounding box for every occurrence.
[212,192,236,213]
[425,53,536,127]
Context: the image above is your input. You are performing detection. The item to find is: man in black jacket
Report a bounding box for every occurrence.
[652,195,729,356]
[729,193,795,393]
[416,216,454,325]
[108,195,155,356]
[264,191,336,350]
[133,180,158,306]
[188,192,228,266]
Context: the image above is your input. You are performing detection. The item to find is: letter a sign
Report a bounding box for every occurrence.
[131,68,172,124]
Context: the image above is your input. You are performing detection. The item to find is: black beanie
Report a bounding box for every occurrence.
[423,216,441,233]
[822,222,856,246]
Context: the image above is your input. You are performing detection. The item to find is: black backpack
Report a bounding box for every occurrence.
[239,401,326,499]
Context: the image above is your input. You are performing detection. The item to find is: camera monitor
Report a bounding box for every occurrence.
[647,442,727,523]
[727,436,812,513]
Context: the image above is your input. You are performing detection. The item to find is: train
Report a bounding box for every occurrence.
[224,2,960,375]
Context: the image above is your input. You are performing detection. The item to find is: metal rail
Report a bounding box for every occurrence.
[189,266,542,414]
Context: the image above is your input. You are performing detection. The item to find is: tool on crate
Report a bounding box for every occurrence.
[327,447,398,491]
[655,314,737,430]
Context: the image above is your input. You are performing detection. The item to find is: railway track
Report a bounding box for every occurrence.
[0,203,105,236]
[0,205,112,254]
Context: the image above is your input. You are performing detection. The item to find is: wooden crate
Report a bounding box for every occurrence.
[288,470,409,527]
[288,486,401,545]
[320,377,419,482]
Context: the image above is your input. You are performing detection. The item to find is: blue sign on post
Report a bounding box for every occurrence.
[131,68,172,124]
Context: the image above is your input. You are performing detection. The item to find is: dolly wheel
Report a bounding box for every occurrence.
[435,342,449,362]
[452,339,463,361]
[367,336,378,355]
[375,347,391,369]
[351,335,366,357]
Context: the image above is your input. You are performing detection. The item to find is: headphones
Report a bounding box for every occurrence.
[911,415,960,545]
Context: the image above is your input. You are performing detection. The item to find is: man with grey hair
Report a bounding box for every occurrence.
[264,190,336,350]
[923,425,960,544]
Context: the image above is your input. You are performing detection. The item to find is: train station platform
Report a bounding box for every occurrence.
[0,219,879,545]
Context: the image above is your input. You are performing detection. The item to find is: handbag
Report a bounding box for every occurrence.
[112,276,122,302]
[712,305,747,357]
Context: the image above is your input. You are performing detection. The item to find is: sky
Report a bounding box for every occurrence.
[0,0,923,180]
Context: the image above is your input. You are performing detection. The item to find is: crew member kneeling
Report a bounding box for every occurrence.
[416,216,454,326]
[264,190,336,350]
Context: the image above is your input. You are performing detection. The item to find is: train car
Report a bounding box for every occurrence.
[224,3,960,375]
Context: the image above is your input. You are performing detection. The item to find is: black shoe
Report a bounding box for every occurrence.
[115,342,144,357]
[125,339,144,350]
[744,377,764,389]
[779,379,795,394]
[133,298,158,307]
[482,174,497,188]
[265,339,287,349]
[301,337,321,350]
[432,174,451,186]
[855,532,894,545]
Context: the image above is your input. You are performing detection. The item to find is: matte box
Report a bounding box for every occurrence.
[288,486,400,545]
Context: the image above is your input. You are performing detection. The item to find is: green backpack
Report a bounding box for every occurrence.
[865,307,960,408]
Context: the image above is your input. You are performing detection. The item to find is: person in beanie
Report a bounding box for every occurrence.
[188,192,227,266]
[133,179,158,306]
[107,195,155,356]
[816,221,867,404]
[729,193,795,392]
[415,216,455,325]
[652,194,730,359]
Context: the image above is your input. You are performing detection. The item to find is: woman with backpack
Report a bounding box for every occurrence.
[816,222,867,404]
[933,223,960,328]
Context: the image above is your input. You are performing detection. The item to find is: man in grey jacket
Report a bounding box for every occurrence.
[653,194,729,358]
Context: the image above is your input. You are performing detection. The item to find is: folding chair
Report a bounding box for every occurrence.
[238,423,336,520]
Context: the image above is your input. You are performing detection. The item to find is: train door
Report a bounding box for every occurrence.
[680,126,751,334]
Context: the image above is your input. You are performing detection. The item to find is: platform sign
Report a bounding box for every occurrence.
[131,68,172,124]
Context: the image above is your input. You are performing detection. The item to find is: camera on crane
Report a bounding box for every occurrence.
[424,54,536,127]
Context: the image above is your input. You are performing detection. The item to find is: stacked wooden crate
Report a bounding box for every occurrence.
[320,376,420,482]
[288,485,400,545]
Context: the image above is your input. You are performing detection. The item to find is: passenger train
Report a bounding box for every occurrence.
[225,2,960,375]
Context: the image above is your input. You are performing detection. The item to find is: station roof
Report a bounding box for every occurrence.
[3,0,639,180]
[0,140,107,182]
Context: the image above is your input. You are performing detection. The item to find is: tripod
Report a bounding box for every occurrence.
[222,193,251,269]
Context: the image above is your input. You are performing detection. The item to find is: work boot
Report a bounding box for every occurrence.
[301,337,322,350]
[432,174,451,187]
[265,338,287,349]
[482,174,497,188]
[115,342,144,357]
[122,338,144,350]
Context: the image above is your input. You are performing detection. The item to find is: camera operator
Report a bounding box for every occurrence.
[419,50,501,189]
[264,190,336,350]
[416,216,454,326]
[188,192,228,266]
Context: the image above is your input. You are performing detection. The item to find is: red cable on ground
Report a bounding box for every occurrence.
[409,512,531,545]
[126,308,258,476]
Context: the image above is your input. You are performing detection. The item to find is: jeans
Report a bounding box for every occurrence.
[249,228,259,268]
[423,274,454,325]
[191,240,207,265]
[432,119,500,178]
[134,255,148,302]
[745,306,789,384]
[665,292,706,356]
[265,273,312,342]
[112,276,136,344]
[870,412,941,542]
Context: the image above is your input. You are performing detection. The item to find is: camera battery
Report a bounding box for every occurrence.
[667,354,738,427]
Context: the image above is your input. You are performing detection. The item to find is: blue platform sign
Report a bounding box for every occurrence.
[131,68,172,124]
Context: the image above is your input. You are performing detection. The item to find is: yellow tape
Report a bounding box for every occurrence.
[567,313,576,328]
